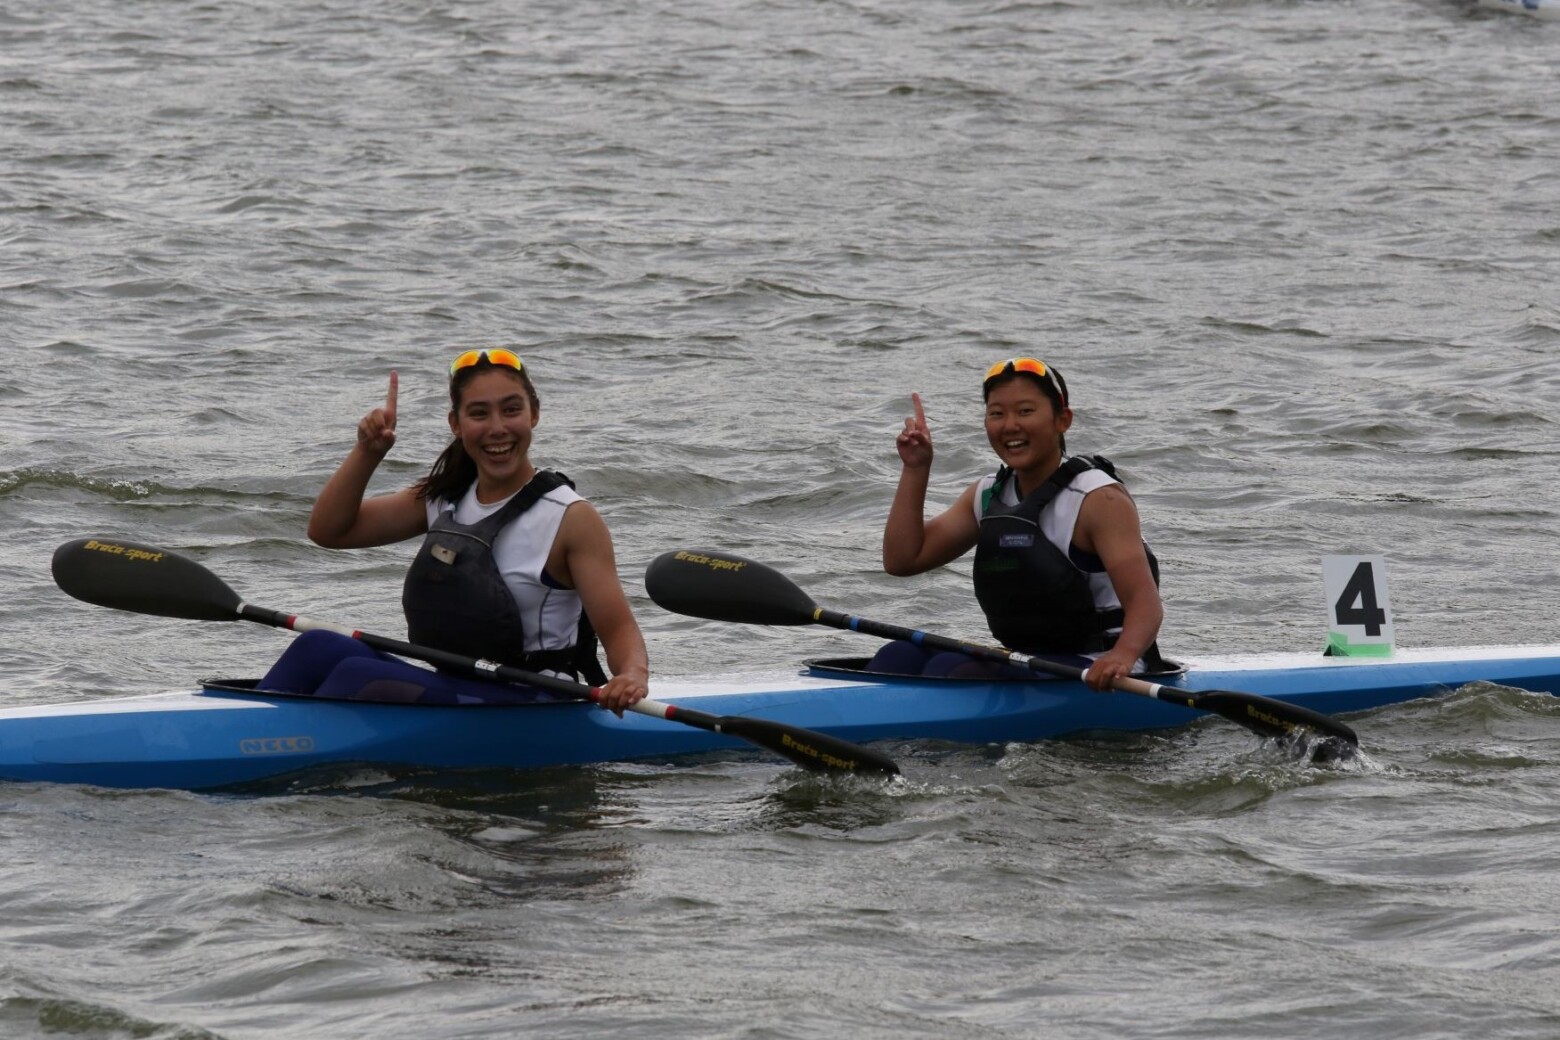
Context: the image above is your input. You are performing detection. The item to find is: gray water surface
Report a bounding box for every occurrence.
[3,1,1560,1036]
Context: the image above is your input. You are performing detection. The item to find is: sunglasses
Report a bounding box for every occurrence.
[983,357,1065,405]
[449,348,525,378]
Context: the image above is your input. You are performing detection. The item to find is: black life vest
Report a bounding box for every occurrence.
[401,470,607,684]
[973,455,1160,656]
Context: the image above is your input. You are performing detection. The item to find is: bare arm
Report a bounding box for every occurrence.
[884,481,981,576]
[552,502,650,712]
[1073,484,1164,690]
[308,371,429,549]
[882,392,980,575]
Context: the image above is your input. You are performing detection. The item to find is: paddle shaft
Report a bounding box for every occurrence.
[240,603,772,739]
[815,608,1188,703]
[810,607,1355,745]
[234,605,894,773]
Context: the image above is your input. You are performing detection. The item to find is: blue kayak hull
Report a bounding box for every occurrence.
[4,644,1560,789]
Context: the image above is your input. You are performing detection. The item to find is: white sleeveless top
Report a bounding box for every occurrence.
[425,479,585,654]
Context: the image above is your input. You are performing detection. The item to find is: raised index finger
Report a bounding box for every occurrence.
[911,391,926,432]
[385,370,399,424]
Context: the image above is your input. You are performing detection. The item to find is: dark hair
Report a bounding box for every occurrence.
[414,359,540,503]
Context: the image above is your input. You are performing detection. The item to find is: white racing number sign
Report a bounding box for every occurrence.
[1321,555,1395,657]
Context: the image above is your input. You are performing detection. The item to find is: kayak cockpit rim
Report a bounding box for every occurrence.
[802,656,1189,683]
[197,678,589,708]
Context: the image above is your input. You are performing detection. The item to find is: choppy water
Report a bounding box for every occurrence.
[4,0,1560,1037]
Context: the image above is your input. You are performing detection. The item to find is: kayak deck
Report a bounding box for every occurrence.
[4,644,1560,790]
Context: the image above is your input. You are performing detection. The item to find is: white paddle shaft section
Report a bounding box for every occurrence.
[627,699,680,721]
[1074,667,1164,699]
[1115,676,1170,699]
[1005,648,1156,697]
[245,605,360,638]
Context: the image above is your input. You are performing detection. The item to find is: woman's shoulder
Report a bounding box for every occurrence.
[1060,456,1119,496]
[539,476,585,509]
[1069,469,1118,495]
[553,496,614,555]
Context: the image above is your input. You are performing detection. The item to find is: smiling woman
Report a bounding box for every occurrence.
[874,357,1165,691]
[262,349,651,713]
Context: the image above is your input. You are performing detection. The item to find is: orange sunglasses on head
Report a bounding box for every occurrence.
[449,348,524,378]
[983,357,1065,405]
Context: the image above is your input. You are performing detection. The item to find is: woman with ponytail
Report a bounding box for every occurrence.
[260,349,649,713]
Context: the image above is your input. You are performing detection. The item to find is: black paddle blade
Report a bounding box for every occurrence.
[52,538,243,622]
[1192,689,1359,754]
[716,715,900,776]
[645,549,818,626]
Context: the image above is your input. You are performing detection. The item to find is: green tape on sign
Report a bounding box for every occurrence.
[1326,632,1394,658]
